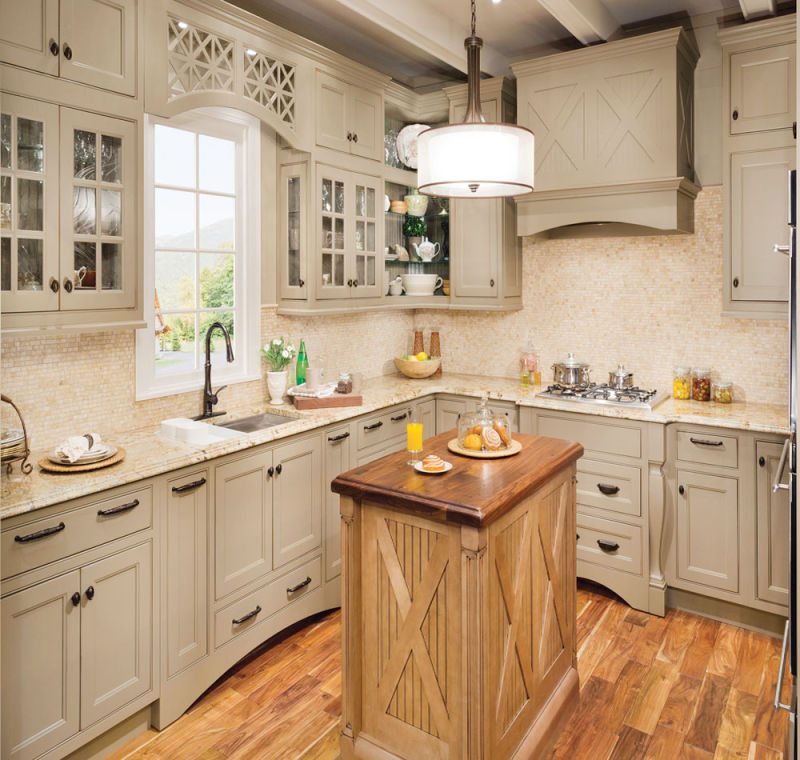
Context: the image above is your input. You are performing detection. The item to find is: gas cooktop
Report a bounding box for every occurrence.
[537,383,669,410]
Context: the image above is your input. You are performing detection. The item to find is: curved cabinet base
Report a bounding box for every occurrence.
[154,576,340,730]
[578,564,665,616]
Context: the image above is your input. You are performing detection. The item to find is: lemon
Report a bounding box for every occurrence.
[416,351,428,361]
[407,355,418,361]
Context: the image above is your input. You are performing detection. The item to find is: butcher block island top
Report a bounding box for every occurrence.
[334,431,584,760]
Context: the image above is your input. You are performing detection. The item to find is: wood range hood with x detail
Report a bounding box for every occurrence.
[512,27,701,237]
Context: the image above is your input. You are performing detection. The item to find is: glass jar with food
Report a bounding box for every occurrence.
[712,380,733,404]
[456,396,512,452]
[691,368,712,401]
[672,366,690,399]
[337,372,353,394]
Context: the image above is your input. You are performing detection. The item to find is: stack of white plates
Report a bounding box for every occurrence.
[48,443,117,466]
[1,429,26,459]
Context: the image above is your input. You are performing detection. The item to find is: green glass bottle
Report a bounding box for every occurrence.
[296,339,308,386]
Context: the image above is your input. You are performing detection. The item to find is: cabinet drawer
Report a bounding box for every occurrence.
[214,556,321,648]
[677,431,738,469]
[537,413,641,459]
[577,459,641,517]
[2,486,152,579]
[357,406,410,450]
[577,513,642,576]
[385,406,414,443]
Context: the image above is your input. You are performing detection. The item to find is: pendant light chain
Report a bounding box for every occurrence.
[471,0,476,37]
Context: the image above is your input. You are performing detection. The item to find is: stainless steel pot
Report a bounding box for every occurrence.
[552,353,591,386]
[608,364,634,389]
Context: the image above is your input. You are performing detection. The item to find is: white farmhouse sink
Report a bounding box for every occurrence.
[161,418,245,447]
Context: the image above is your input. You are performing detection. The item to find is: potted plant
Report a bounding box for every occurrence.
[403,214,427,257]
[261,337,296,405]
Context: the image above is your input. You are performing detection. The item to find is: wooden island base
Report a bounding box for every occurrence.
[332,432,583,760]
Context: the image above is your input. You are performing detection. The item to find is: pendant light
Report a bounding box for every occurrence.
[416,0,535,198]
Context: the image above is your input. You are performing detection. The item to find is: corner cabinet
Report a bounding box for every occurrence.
[0,0,137,96]
[719,15,796,317]
[1,93,141,333]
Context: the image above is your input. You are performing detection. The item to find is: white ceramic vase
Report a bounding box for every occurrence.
[267,369,288,405]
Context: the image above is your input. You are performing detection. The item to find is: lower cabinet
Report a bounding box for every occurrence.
[324,423,353,581]
[756,440,791,606]
[675,470,739,593]
[2,540,152,760]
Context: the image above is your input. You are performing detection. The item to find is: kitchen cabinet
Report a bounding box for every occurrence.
[675,469,739,593]
[272,436,322,568]
[444,78,522,309]
[316,163,381,300]
[1,93,140,331]
[214,451,273,600]
[164,470,209,678]
[323,423,353,581]
[719,16,796,317]
[279,159,309,301]
[436,394,519,436]
[315,71,382,161]
[756,441,790,606]
[0,0,137,96]
[2,571,80,760]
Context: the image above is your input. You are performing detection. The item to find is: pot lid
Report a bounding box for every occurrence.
[555,352,588,368]
[611,363,632,378]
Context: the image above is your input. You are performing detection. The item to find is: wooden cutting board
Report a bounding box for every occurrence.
[292,392,363,409]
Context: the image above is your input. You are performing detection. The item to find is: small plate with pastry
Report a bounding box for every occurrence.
[414,454,453,474]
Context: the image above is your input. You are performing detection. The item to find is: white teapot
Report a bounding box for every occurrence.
[411,237,440,262]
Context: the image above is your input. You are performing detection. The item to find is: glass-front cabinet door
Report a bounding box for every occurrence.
[0,94,59,313]
[59,108,136,310]
[317,165,349,300]
[279,162,308,300]
[352,178,380,298]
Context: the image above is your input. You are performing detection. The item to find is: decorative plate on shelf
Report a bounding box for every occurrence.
[396,124,429,169]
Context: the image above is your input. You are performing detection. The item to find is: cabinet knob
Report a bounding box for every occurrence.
[346,132,352,142]
[298,278,304,287]
[678,485,685,495]
[347,278,353,287]
[49,277,59,293]
[85,586,95,601]
[267,466,274,478]
[732,109,738,120]
[63,44,72,60]
[275,463,282,475]
[759,456,766,467]
[352,133,358,143]
[794,121,797,140]
[49,40,59,56]
[63,277,73,293]
[71,592,81,606]
[352,279,358,287]
[490,278,495,287]
[732,277,739,288]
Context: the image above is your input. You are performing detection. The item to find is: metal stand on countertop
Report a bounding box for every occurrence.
[1,394,32,475]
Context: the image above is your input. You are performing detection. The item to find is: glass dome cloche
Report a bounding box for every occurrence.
[456,396,513,452]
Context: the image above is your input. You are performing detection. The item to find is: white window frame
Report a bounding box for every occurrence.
[136,108,261,401]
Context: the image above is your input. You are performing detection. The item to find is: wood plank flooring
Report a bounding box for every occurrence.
[110,582,791,760]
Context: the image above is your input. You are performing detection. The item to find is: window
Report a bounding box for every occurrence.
[136,109,260,400]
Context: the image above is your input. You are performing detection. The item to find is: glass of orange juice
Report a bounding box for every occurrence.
[406,407,423,465]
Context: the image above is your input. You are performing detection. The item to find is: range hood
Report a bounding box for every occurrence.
[511,28,700,236]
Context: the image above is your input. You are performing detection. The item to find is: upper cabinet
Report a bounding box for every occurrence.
[315,71,383,162]
[0,0,137,96]
[719,15,796,317]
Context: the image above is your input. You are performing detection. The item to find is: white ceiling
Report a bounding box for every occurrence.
[229,0,761,89]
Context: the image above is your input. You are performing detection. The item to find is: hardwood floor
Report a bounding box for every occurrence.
[110,582,791,760]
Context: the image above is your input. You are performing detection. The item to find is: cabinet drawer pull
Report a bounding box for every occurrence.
[232,605,261,626]
[172,477,206,494]
[689,437,723,447]
[364,421,383,431]
[597,483,620,495]
[97,498,140,516]
[14,521,65,543]
[328,431,350,442]
[287,576,312,594]
[391,412,408,422]
[597,539,620,553]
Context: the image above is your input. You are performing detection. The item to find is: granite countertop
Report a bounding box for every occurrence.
[1,373,789,520]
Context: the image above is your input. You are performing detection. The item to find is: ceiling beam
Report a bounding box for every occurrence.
[737,0,776,19]
[536,0,619,45]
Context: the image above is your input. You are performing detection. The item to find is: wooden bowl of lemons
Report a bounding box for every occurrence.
[394,354,441,379]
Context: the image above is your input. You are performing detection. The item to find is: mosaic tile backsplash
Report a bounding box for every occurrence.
[1,186,789,450]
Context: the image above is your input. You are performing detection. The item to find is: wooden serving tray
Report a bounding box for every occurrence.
[292,392,363,410]
[39,447,126,473]
[447,438,522,459]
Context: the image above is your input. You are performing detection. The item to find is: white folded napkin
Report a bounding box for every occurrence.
[288,382,337,398]
[55,432,104,463]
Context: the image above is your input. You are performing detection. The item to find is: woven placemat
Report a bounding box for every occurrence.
[39,447,126,473]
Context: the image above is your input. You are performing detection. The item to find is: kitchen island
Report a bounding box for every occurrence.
[332,430,584,760]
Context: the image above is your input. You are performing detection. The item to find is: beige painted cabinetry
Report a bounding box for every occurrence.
[444,78,522,309]
[1,93,140,332]
[521,407,667,615]
[0,0,137,96]
[664,424,789,621]
[1,484,156,760]
[720,16,796,316]
[436,394,519,435]
[315,71,383,161]
[324,423,354,581]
